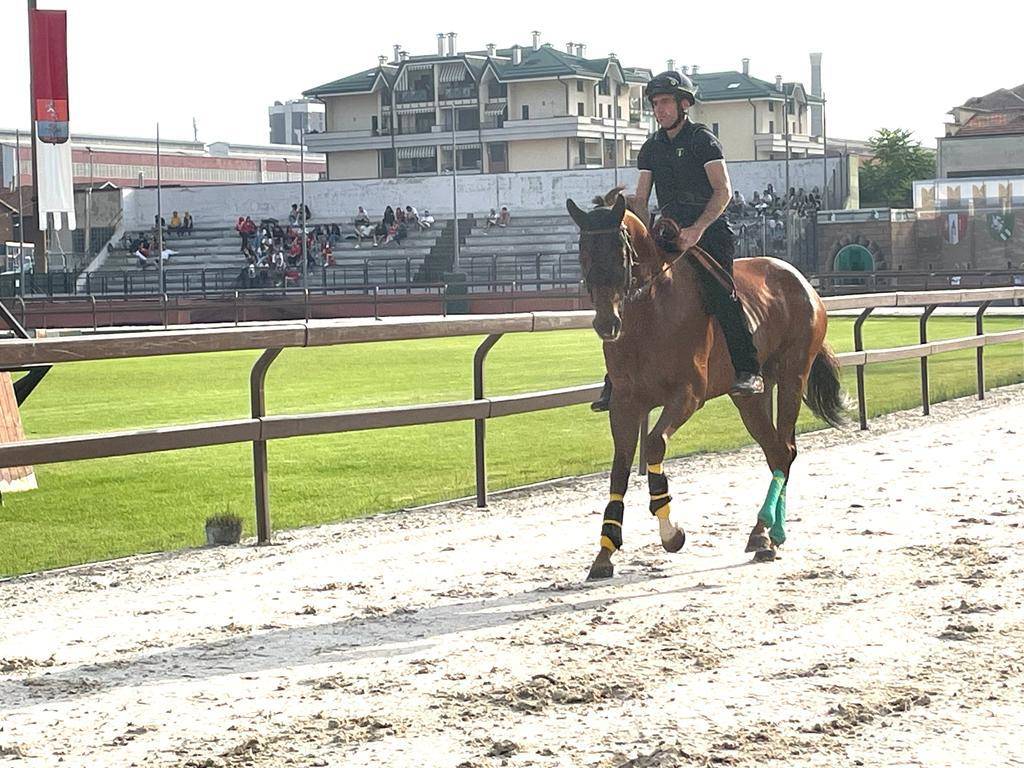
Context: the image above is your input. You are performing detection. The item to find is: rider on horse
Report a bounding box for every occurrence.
[592,70,765,410]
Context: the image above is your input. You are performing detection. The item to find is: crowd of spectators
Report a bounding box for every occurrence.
[725,184,824,257]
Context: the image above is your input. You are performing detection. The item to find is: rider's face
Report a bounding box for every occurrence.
[651,94,686,128]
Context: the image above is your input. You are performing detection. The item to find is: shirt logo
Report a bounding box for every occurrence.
[676,148,685,158]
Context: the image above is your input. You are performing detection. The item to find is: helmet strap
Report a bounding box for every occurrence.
[665,98,686,131]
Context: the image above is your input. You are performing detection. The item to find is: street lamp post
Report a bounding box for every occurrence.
[451,105,460,272]
[85,147,93,257]
[156,122,164,294]
[300,129,307,287]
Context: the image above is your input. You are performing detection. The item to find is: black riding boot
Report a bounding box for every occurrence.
[591,374,612,412]
[712,293,764,396]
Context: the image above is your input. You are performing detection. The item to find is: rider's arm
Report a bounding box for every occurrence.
[692,159,732,235]
[630,170,653,224]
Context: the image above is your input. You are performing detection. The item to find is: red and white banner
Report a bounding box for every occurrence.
[29,9,70,144]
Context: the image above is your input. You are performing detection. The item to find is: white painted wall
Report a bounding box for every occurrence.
[121,157,848,229]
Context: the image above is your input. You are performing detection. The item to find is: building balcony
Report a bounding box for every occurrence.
[754,132,825,158]
[439,84,477,101]
[395,89,434,105]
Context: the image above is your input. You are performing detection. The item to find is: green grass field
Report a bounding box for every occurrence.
[1,315,1022,577]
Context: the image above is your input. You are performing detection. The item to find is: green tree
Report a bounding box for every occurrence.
[858,128,935,208]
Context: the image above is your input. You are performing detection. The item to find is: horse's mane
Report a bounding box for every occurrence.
[591,186,650,234]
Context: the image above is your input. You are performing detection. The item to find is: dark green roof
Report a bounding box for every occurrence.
[305,67,392,97]
[305,44,649,97]
[692,71,820,103]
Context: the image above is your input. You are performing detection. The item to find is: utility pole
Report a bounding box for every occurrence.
[26,0,47,273]
[16,129,26,296]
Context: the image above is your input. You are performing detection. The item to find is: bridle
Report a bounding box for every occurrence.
[578,221,689,304]
[578,226,640,302]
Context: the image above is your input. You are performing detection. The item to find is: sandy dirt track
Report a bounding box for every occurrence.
[2,385,1024,768]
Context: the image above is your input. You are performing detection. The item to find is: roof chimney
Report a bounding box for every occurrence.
[437,33,445,56]
[532,31,541,50]
[775,74,783,91]
[741,57,750,76]
[400,50,409,62]
[809,52,822,96]
[691,64,699,74]
[577,44,586,57]
[378,55,387,67]
[393,44,401,63]
[512,45,522,65]
[447,32,456,57]
[487,43,496,57]
[666,58,675,72]
[680,64,689,74]
[566,41,575,54]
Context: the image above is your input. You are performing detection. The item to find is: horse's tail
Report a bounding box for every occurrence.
[803,343,849,429]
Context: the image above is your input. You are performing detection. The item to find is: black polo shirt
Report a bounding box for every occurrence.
[637,120,725,227]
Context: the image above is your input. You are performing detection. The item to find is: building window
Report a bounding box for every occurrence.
[522,105,529,120]
[577,102,585,116]
[616,105,622,119]
[577,80,584,92]
[712,122,719,137]
[768,102,775,112]
[578,139,601,165]
[788,101,795,115]
[598,77,610,96]
[769,120,775,133]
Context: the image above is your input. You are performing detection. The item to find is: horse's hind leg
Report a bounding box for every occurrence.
[768,372,808,547]
[733,385,790,560]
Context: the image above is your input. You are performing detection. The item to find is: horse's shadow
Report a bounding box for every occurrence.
[0,560,750,711]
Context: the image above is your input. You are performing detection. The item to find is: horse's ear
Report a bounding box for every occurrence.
[566,199,588,229]
[612,194,626,223]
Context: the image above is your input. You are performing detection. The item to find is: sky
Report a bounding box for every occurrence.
[0,0,1017,149]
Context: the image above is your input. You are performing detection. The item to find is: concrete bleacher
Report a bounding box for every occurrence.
[461,213,581,286]
[108,222,445,278]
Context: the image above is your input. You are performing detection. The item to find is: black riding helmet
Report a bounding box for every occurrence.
[645,71,698,106]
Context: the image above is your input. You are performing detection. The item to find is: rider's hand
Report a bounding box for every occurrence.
[675,225,704,253]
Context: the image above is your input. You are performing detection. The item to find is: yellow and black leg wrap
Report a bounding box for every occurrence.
[601,497,625,553]
[648,465,672,519]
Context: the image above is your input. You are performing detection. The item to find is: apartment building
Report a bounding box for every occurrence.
[303,32,653,180]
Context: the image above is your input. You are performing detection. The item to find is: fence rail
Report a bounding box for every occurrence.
[1,286,1022,543]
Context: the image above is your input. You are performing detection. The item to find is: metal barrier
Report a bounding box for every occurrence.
[0,287,1022,544]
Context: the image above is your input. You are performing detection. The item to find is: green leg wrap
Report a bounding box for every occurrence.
[770,485,787,546]
[758,470,786,528]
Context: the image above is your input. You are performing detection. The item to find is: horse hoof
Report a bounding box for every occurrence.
[753,548,778,563]
[587,562,615,580]
[661,529,686,553]
[745,533,771,553]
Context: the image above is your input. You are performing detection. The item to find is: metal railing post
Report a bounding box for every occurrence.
[250,348,283,544]
[853,307,874,430]
[473,333,504,507]
[303,287,310,321]
[373,285,380,320]
[90,295,97,331]
[162,293,169,329]
[919,304,938,416]
[975,300,991,400]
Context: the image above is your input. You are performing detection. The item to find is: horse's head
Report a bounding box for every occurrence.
[567,194,633,342]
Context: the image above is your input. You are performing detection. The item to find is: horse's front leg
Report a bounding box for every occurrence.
[587,399,642,581]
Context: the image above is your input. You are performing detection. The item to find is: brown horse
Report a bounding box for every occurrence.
[567,191,846,580]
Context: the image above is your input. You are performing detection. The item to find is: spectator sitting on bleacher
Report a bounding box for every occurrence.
[383,206,395,228]
[183,211,194,235]
[405,205,419,226]
[168,211,182,236]
[418,209,435,230]
[497,206,511,227]
[355,206,371,227]
[321,240,335,267]
[329,222,342,246]
[288,204,299,225]
[395,206,407,225]
[485,208,499,231]
[354,220,375,249]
